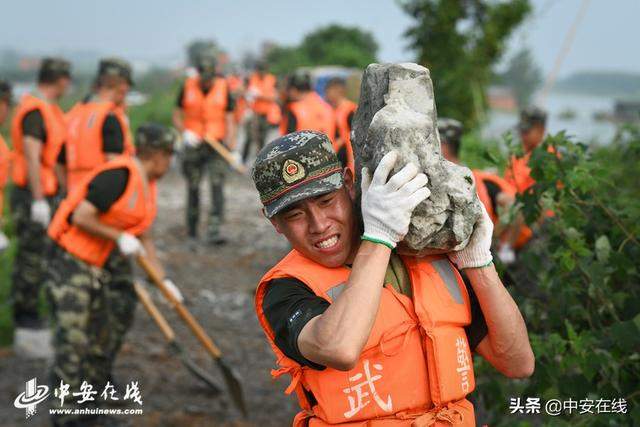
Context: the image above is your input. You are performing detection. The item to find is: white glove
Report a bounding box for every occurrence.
[31,199,51,228]
[0,230,8,253]
[361,151,431,248]
[448,204,494,269]
[162,278,184,303]
[116,232,145,257]
[182,130,201,148]
[497,243,516,265]
[245,88,259,102]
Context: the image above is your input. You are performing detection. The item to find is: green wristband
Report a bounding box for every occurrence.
[463,259,494,270]
[361,234,395,250]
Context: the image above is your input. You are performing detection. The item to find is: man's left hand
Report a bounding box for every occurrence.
[448,203,494,269]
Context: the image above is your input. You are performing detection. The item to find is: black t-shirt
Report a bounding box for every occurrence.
[57,114,125,165]
[176,80,235,111]
[85,168,129,212]
[262,274,488,370]
[22,109,47,141]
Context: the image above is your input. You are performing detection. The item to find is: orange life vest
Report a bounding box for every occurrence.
[281,92,336,143]
[48,156,157,268]
[182,76,229,141]
[65,101,135,192]
[10,93,66,196]
[226,75,246,124]
[248,72,279,117]
[333,99,357,173]
[0,134,11,190]
[256,250,476,426]
[472,170,532,250]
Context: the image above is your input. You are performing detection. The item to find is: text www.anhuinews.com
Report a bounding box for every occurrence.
[49,408,143,415]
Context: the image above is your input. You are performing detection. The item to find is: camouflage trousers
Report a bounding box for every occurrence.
[181,142,228,239]
[242,113,270,163]
[9,186,55,327]
[46,246,137,424]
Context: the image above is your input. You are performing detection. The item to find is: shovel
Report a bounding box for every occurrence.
[136,255,248,417]
[204,138,248,174]
[133,281,222,393]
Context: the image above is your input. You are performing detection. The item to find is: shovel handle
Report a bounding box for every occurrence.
[137,255,223,358]
[133,281,175,342]
[204,138,247,174]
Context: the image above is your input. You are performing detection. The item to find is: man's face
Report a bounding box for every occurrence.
[521,124,545,152]
[113,81,130,106]
[53,77,71,99]
[0,100,9,125]
[270,170,358,268]
[325,85,343,107]
[440,140,457,163]
[149,151,173,180]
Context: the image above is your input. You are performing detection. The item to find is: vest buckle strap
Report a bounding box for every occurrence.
[411,405,464,426]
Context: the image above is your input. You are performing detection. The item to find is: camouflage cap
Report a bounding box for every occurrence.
[135,123,176,153]
[98,57,134,85]
[39,57,72,82]
[438,118,463,144]
[252,131,344,218]
[0,79,12,104]
[518,106,547,131]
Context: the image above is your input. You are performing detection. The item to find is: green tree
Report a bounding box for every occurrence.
[265,24,378,76]
[500,47,543,109]
[400,0,531,129]
[472,128,640,425]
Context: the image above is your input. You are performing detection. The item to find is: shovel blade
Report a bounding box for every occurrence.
[216,357,248,418]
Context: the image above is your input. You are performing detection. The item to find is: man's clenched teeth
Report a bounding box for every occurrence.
[315,235,339,249]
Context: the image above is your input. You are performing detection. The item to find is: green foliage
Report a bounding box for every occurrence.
[265,24,378,76]
[127,82,179,131]
[497,47,543,109]
[474,128,640,425]
[400,0,531,129]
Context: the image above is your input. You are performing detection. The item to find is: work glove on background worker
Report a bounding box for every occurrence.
[182,129,201,148]
[31,199,51,228]
[117,232,145,257]
[0,230,8,253]
[360,151,431,249]
[448,203,494,269]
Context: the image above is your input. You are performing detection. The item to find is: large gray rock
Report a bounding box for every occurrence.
[352,63,482,253]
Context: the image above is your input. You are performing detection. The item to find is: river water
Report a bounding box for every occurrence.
[483,91,619,144]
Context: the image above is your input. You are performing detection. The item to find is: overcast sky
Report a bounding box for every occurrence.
[0,0,636,76]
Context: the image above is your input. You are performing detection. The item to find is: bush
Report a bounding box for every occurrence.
[473,128,640,426]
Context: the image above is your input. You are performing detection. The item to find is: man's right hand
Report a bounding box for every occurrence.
[117,232,145,257]
[360,151,431,248]
[30,199,51,228]
[182,130,201,148]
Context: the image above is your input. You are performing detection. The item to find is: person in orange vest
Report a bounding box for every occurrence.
[504,107,548,194]
[10,58,71,357]
[46,123,179,427]
[0,80,12,254]
[438,118,526,263]
[251,131,534,426]
[173,53,237,245]
[242,61,281,163]
[64,58,136,192]
[325,77,357,172]
[281,72,336,142]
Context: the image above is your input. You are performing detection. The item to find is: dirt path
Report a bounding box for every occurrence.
[0,168,298,426]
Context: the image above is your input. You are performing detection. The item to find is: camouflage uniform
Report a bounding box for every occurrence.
[181,142,228,239]
[46,246,136,425]
[9,187,55,327]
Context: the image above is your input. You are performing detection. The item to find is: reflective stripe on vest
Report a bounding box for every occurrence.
[48,156,157,267]
[255,250,476,426]
[10,94,66,195]
[182,76,228,141]
[65,101,135,192]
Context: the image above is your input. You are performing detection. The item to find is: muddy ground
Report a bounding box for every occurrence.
[0,166,299,426]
